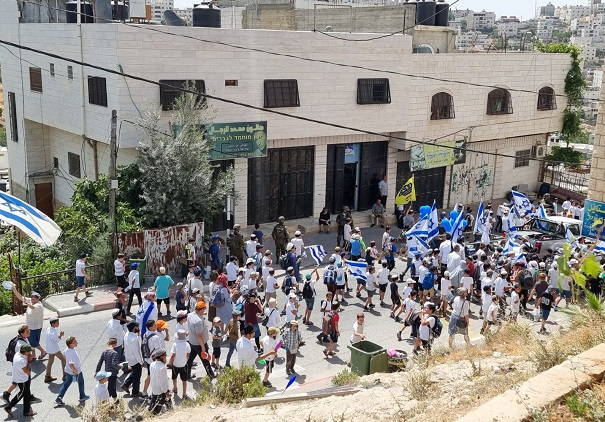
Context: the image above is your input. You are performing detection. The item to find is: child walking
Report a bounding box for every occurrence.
[211,317,223,369]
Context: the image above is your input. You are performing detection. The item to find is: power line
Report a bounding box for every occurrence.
[0,37,576,166]
[17,0,578,102]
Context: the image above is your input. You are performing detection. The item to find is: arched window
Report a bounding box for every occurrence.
[430,92,455,120]
[486,88,513,115]
[537,87,557,111]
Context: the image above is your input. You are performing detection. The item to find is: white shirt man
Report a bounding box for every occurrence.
[493,273,509,297]
[439,238,452,264]
[378,177,388,198]
[446,248,462,279]
[114,259,125,277]
[236,329,257,368]
[562,199,571,215]
[106,316,126,348]
[170,334,191,369]
[226,260,238,282]
[123,329,143,368]
[75,258,86,278]
[291,233,304,256]
[377,265,390,287]
[143,329,163,367]
[417,262,429,284]
[245,237,258,258]
[45,322,62,355]
[548,266,559,289]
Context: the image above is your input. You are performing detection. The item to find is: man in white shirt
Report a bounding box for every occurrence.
[378,175,388,207]
[236,326,258,368]
[376,262,390,305]
[439,234,453,267]
[148,349,171,415]
[107,309,127,361]
[226,256,238,286]
[44,317,65,383]
[245,234,258,258]
[562,198,571,216]
[75,253,93,302]
[114,253,127,294]
[291,231,305,256]
[446,245,462,288]
[5,344,35,417]
[11,290,45,359]
[493,270,510,310]
[121,321,144,396]
[285,293,299,323]
[142,320,165,397]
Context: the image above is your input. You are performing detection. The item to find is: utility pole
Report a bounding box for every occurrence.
[109,110,118,255]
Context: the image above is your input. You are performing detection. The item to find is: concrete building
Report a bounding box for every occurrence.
[455,31,492,51]
[472,10,496,30]
[498,16,520,38]
[555,5,591,25]
[539,2,556,17]
[0,1,570,227]
[149,0,174,21]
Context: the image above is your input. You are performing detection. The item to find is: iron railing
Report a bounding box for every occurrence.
[19,264,110,297]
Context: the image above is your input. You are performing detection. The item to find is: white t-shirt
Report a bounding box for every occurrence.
[377,267,389,285]
[562,200,571,211]
[440,278,451,296]
[350,321,364,343]
[451,296,469,317]
[237,336,257,368]
[548,268,559,288]
[382,231,390,248]
[402,297,417,320]
[75,259,86,277]
[419,315,435,341]
[487,302,499,322]
[344,224,352,242]
[402,285,412,299]
[493,277,508,296]
[460,276,474,293]
[46,326,62,354]
[170,339,191,368]
[336,267,347,286]
[128,270,140,289]
[412,259,423,275]
[261,335,278,361]
[365,273,376,291]
[64,347,82,375]
[114,260,125,277]
[321,300,333,316]
[291,238,304,256]
[285,300,298,323]
[510,291,520,313]
[245,240,258,258]
[481,276,493,291]
[26,302,44,330]
[417,265,428,283]
[11,353,29,383]
[266,275,277,293]
[481,293,493,314]
[264,307,281,328]
[226,262,238,281]
[559,275,571,290]
[439,240,452,263]
[95,383,110,403]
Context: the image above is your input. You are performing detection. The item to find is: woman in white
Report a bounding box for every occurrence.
[264,298,281,331]
[448,288,470,348]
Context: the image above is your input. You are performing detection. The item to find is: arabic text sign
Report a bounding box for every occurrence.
[207,121,268,160]
[582,199,605,240]
[409,140,467,172]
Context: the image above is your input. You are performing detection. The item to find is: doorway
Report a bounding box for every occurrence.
[34,182,54,219]
[343,163,358,209]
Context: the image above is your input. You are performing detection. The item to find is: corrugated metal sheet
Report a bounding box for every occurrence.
[115,222,205,275]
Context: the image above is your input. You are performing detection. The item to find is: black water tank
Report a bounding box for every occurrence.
[112,1,129,20]
[66,1,94,23]
[192,3,221,28]
[416,0,436,26]
[435,2,449,27]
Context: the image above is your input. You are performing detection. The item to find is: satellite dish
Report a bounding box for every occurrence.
[324,25,333,32]
[163,10,185,26]
[414,44,435,54]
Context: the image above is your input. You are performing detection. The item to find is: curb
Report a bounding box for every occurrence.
[53,300,117,318]
[241,387,361,408]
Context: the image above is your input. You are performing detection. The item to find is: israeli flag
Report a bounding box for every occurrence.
[502,237,520,255]
[514,251,527,266]
[346,259,367,281]
[0,192,61,247]
[535,203,549,230]
[415,235,430,255]
[428,201,439,239]
[506,211,518,238]
[511,190,533,219]
[565,227,578,248]
[474,200,484,234]
[405,216,428,239]
[594,241,605,254]
[306,245,327,266]
[451,211,466,243]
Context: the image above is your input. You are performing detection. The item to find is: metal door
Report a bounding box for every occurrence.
[34,182,54,219]
[396,161,446,208]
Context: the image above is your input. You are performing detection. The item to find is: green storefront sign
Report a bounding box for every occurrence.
[207,121,268,160]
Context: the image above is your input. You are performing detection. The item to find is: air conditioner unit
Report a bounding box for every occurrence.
[532,145,546,159]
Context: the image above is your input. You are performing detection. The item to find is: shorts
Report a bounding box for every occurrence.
[378,284,387,293]
[423,288,435,298]
[265,360,275,374]
[336,284,346,291]
[228,279,236,287]
[329,332,339,343]
[76,276,86,288]
[146,363,152,376]
[29,328,42,347]
[541,309,551,321]
[366,290,375,297]
[157,297,170,306]
[440,293,449,301]
[357,279,366,286]
[421,339,431,350]
[213,346,221,359]
[391,297,401,306]
[305,297,315,310]
[171,365,188,381]
[560,290,572,300]
[116,275,128,289]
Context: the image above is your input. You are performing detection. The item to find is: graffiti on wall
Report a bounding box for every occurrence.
[451,164,494,203]
[115,222,204,275]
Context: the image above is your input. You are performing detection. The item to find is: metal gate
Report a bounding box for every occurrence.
[396,161,446,208]
[247,147,315,225]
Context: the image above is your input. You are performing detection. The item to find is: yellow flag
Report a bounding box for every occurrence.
[395,175,416,206]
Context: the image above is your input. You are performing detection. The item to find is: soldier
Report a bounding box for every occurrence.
[336,207,353,247]
[271,216,290,258]
[226,225,245,266]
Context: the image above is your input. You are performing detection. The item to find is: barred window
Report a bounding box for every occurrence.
[264,80,300,108]
[68,152,81,178]
[430,92,455,120]
[537,87,556,111]
[29,67,43,93]
[7,92,18,142]
[357,78,390,104]
[487,88,513,115]
[88,76,108,107]
[50,63,55,77]
[514,149,531,168]
[67,66,73,80]
[159,80,206,111]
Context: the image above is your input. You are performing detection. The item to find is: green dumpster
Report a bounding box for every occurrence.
[347,340,388,376]
[128,254,146,285]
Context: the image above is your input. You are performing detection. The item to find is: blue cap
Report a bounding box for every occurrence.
[212,234,219,240]
[130,263,139,270]
[95,371,112,380]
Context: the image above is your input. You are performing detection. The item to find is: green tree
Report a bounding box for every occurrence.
[545,145,583,169]
[0,127,6,147]
[130,84,236,228]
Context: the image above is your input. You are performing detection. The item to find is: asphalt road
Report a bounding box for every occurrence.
[0,225,569,420]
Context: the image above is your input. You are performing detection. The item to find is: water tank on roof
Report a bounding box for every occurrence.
[66,1,94,23]
[435,1,449,27]
[112,1,129,20]
[192,3,221,28]
[416,0,436,26]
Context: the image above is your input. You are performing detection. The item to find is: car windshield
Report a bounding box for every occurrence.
[527,218,581,236]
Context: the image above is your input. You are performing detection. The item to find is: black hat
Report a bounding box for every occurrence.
[243,325,255,335]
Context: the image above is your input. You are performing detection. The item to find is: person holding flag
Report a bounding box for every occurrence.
[395,176,416,209]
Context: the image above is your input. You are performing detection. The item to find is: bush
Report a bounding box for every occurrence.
[213,366,267,403]
[331,369,359,386]
[405,367,433,401]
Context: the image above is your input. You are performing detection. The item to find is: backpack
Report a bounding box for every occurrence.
[210,286,225,307]
[253,252,263,273]
[273,224,287,240]
[521,270,534,289]
[326,313,337,334]
[302,281,313,299]
[141,332,158,360]
[279,254,289,271]
[323,265,336,285]
[282,276,294,294]
[431,316,443,339]
[473,265,482,283]
[5,336,20,362]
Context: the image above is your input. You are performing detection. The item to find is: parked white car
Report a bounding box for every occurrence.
[516,216,582,257]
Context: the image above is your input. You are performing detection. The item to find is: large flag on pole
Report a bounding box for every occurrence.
[565,227,578,248]
[405,216,428,239]
[451,211,466,243]
[511,190,532,219]
[473,200,484,234]
[395,176,416,206]
[428,200,439,239]
[306,245,327,266]
[0,192,61,247]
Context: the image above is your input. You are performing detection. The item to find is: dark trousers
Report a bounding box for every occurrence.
[285,351,297,372]
[186,343,215,378]
[122,363,142,394]
[148,392,171,414]
[226,340,236,367]
[108,375,118,398]
[126,288,142,314]
[6,380,31,415]
[114,345,124,363]
[337,226,344,247]
[381,195,388,208]
[495,216,503,233]
[521,289,529,310]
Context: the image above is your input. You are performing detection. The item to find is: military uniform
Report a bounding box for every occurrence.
[271,217,290,257]
[226,226,245,265]
[336,207,353,247]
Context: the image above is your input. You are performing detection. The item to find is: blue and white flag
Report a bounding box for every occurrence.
[511,190,533,219]
[411,235,430,256]
[514,251,527,266]
[474,200,485,234]
[346,259,367,281]
[428,201,439,239]
[506,210,518,238]
[536,203,549,230]
[502,237,520,255]
[405,216,428,239]
[306,245,327,266]
[451,211,466,243]
[565,227,578,248]
[594,241,605,254]
[0,192,61,247]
